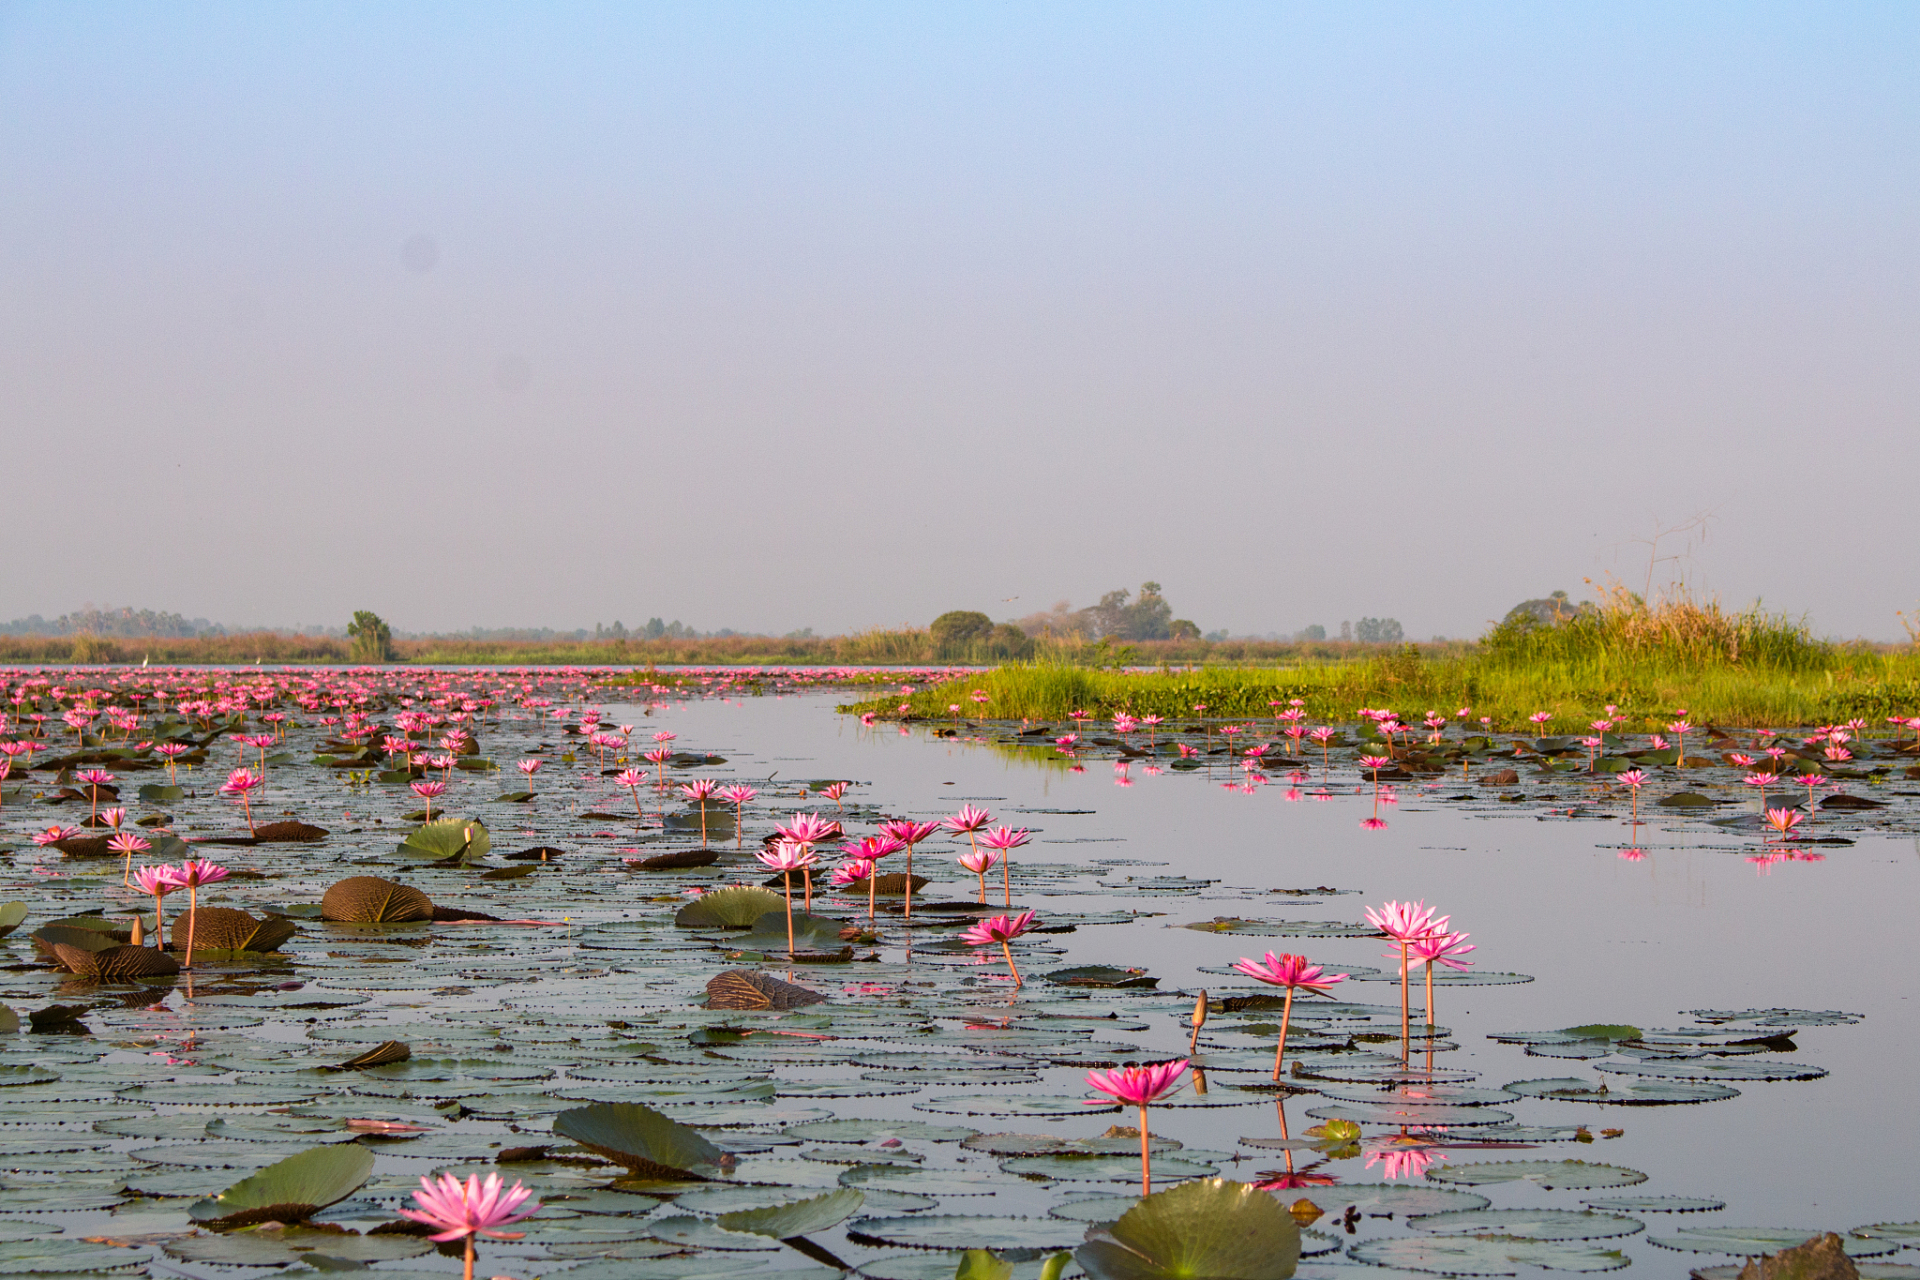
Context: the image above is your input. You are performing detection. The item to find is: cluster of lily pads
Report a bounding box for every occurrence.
[0,667,1911,1279]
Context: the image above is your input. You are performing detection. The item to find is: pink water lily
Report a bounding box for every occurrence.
[716,784,758,846]
[1086,1058,1190,1195]
[959,910,1037,986]
[108,831,151,887]
[1232,952,1348,1079]
[131,863,183,943]
[880,819,941,918]
[174,859,230,970]
[398,1171,539,1280]
[1365,900,1447,1052]
[975,825,1031,906]
[757,840,820,957]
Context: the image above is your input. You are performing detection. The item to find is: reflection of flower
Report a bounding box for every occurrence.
[1255,1169,1339,1189]
[1618,848,1648,862]
[1365,1142,1445,1180]
[1360,817,1389,830]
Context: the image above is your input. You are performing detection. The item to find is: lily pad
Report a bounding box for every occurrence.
[188,1142,376,1226]
[1427,1161,1648,1190]
[1076,1178,1301,1280]
[551,1102,731,1180]
[1045,967,1159,990]
[1408,1209,1644,1240]
[677,887,788,929]
[716,1187,866,1237]
[849,1215,1091,1252]
[1595,1059,1825,1083]
[396,818,490,862]
[1347,1236,1630,1274]
[1647,1227,1897,1257]
[1584,1196,1725,1213]
[1503,1077,1740,1105]
[165,1228,431,1265]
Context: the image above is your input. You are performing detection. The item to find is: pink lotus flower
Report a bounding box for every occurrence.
[942,804,992,835]
[1233,952,1348,1079]
[757,840,819,956]
[399,1171,539,1280]
[1085,1058,1190,1195]
[132,863,183,943]
[32,825,82,847]
[516,758,541,782]
[959,909,1037,986]
[409,779,447,822]
[880,820,942,919]
[174,859,230,970]
[1365,900,1446,1050]
[716,784,758,846]
[776,812,839,845]
[1764,807,1803,839]
[957,847,1001,902]
[108,830,151,887]
[976,825,1031,907]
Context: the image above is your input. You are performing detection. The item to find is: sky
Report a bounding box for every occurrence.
[2,3,1915,640]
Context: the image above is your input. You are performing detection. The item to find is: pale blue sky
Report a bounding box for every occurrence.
[2,4,1914,638]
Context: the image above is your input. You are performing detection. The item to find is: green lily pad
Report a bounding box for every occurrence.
[1647,1227,1896,1257]
[188,1142,376,1226]
[551,1101,730,1179]
[784,1119,977,1143]
[1076,1178,1300,1280]
[1001,1155,1219,1183]
[165,1228,431,1265]
[676,887,788,929]
[1408,1209,1643,1240]
[1292,1184,1491,1217]
[0,902,27,938]
[1045,967,1158,989]
[644,1215,783,1251]
[1428,1161,1648,1190]
[137,784,186,803]
[1503,1077,1741,1105]
[0,1240,151,1273]
[1595,1059,1825,1082]
[916,1095,1117,1117]
[849,1215,1090,1252]
[716,1187,866,1237]
[1306,1103,1514,1127]
[1348,1236,1630,1274]
[1584,1196,1725,1213]
[1853,1223,1920,1242]
[396,818,490,862]
[1180,919,1378,938]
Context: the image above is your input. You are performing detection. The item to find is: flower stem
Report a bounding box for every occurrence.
[1139,1106,1152,1197]
[1271,986,1295,1081]
[1001,941,1022,987]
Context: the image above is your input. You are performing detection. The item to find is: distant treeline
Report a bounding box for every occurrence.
[0,627,1461,668]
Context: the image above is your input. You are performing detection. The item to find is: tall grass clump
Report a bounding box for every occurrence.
[1480,582,1831,673]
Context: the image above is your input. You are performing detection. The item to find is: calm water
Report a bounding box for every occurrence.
[2,686,1914,1279]
[632,692,1920,1269]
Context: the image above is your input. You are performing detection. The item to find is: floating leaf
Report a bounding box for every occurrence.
[1075,1178,1300,1280]
[1595,1059,1825,1083]
[1347,1236,1630,1274]
[849,1215,1089,1252]
[1584,1196,1725,1213]
[676,887,788,929]
[1045,966,1159,989]
[165,1228,430,1266]
[1503,1077,1740,1105]
[1647,1227,1897,1257]
[396,818,491,862]
[188,1143,376,1226]
[717,1187,866,1237]
[1428,1161,1648,1190]
[0,902,28,938]
[1408,1209,1643,1240]
[551,1102,730,1180]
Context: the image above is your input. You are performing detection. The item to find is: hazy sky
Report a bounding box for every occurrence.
[3,4,1915,639]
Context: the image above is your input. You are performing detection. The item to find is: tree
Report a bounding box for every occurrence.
[1169,619,1201,641]
[347,611,395,662]
[1353,617,1403,644]
[1299,624,1326,641]
[930,610,994,651]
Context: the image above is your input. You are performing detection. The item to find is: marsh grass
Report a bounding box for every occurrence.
[850,590,1920,729]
